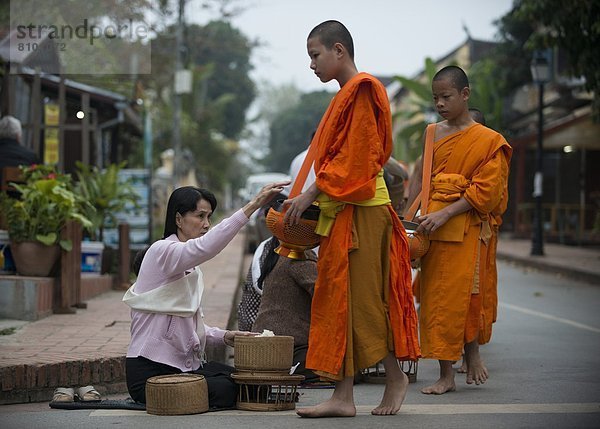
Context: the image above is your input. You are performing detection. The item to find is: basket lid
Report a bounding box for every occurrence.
[147,374,205,385]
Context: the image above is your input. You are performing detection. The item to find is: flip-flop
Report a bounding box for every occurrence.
[52,387,75,402]
[75,385,101,402]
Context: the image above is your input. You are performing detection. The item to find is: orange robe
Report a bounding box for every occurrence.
[419,123,511,361]
[305,73,420,377]
[480,155,510,342]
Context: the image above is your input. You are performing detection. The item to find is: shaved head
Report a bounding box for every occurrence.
[308,20,354,60]
[433,65,469,91]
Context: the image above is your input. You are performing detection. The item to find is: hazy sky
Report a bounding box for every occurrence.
[188,0,515,92]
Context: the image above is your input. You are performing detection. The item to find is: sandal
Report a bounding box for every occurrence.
[75,385,101,402]
[52,387,75,402]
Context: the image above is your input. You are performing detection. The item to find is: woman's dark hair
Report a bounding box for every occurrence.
[163,186,217,238]
[257,236,280,290]
[132,246,149,276]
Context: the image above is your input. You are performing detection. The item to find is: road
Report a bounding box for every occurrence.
[1,261,599,428]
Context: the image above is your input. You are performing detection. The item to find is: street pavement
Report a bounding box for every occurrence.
[0,228,599,427]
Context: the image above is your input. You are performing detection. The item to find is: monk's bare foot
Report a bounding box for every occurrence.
[465,358,488,385]
[297,398,356,418]
[457,355,468,373]
[464,341,488,385]
[421,377,456,394]
[421,360,455,394]
[371,368,409,415]
[297,377,356,418]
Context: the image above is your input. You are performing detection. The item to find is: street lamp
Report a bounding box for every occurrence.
[530,50,552,256]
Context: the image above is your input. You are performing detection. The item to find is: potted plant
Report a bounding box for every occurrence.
[74,161,139,273]
[0,165,92,276]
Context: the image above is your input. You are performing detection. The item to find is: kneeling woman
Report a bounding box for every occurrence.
[124,183,287,410]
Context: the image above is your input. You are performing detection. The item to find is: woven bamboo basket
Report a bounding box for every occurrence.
[231,372,304,411]
[145,374,209,415]
[234,335,294,372]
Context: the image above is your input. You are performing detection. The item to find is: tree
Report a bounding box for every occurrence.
[492,0,600,119]
[266,91,333,173]
[512,0,600,118]
[186,21,256,140]
[392,57,437,163]
[145,18,257,190]
[242,81,301,169]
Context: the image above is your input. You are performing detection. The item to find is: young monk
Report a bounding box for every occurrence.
[283,20,419,417]
[413,66,511,395]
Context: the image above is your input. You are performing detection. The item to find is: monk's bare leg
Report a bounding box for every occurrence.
[372,353,409,415]
[297,376,356,418]
[457,352,468,373]
[464,340,488,385]
[421,360,456,394]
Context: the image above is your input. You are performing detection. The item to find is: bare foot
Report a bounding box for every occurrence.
[464,341,488,385]
[372,363,409,415]
[421,377,456,394]
[457,354,468,373]
[297,377,356,418]
[421,360,455,394]
[297,398,356,418]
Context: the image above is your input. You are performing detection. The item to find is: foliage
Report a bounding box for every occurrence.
[146,18,257,190]
[74,161,139,241]
[0,165,92,250]
[493,0,599,119]
[468,57,504,132]
[392,57,438,163]
[513,0,599,98]
[266,91,333,172]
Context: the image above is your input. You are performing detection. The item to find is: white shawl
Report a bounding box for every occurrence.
[123,268,204,317]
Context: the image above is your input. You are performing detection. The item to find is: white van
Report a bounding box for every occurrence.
[239,172,290,203]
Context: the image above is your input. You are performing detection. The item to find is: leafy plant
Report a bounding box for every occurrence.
[74,161,139,241]
[392,57,438,163]
[0,165,92,250]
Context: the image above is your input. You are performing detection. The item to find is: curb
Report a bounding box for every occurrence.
[497,252,600,285]
[0,356,126,405]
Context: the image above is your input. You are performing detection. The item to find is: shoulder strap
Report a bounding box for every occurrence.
[404,123,435,220]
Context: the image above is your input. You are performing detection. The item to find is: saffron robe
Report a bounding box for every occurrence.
[305,72,420,377]
[419,123,511,361]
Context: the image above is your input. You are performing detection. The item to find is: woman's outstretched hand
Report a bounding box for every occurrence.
[242,181,290,218]
[224,330,258,347]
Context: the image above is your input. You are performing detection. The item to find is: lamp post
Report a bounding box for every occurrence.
[530,50,552,256]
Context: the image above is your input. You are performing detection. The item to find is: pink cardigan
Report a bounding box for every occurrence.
[126,209,248,371]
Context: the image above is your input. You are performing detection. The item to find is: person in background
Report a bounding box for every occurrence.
[251,236,319,383]
[0,115,39,169]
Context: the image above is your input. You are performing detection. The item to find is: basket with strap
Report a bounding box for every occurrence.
[403,123,435,260]
[266,140,321,260]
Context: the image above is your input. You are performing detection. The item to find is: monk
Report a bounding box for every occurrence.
[412,66,511,395]
[284,20,420,417]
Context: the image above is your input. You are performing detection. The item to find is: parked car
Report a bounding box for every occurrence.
[240,173,290,253]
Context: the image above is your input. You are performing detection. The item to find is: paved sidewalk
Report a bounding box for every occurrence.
[0,232,248,404]
[0,231,598,405]
[496,237,600,285]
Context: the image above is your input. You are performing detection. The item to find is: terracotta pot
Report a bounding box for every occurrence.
[10,240,60,277]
